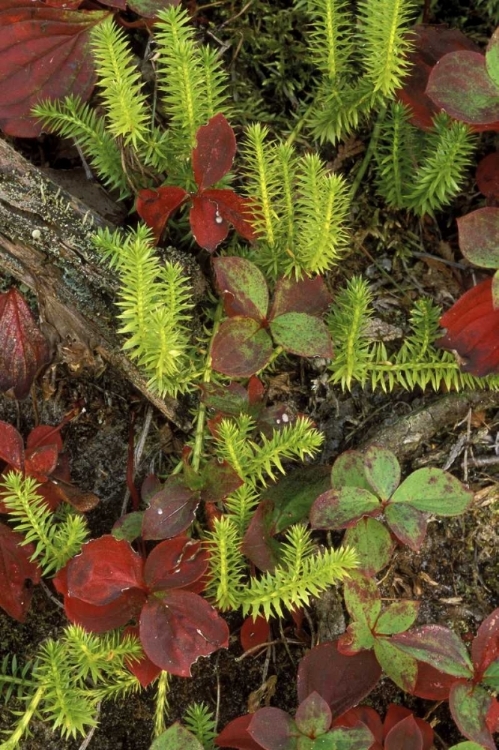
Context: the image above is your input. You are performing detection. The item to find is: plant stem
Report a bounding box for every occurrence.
[349,104,387,201]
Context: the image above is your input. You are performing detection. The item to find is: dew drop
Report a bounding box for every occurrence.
[281,413,289,423]
[157,509,163,515]
[215,212,223,225]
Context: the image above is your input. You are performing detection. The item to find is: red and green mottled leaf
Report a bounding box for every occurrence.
[449,682,497,750]
[486,27,499,89]
[192,114,236,191]
[150,722,204,750]
[0,522,41,621]
[0,421,24,470]
[200,460,243,503]
[297,642,382,719]
[140,590,229,676]
[0,4,108,137]
[391,468,473,516]
[412,661,459,700]
[373,638,418,693]
[375,601,419,636]
[136,186,188,244]
[112,512,144,543]
[330,451,372,492]
[310,487,380,530]
[216,714,263,750]
[295,692,332,737]
[270,313,333,359]
[384,502,428,551]
[265,465,330,534]
[436,277,499,376]
[270,275,331,318]
[427,51,499,126]
[343,574,381,628]
[247,708,297,750]
[391,625,474,678]
[344,518,395,577]
[211,318,273,377]
[0,288,50,399]
[143,537,208,593]
[126,1,180,20]
[213,257,269,320]
[363,445,400,500]
[141,477,200,541]
[471,607,499,679]
[240,614,271,653]
[66,535,145,605]
[337,621,376,655]
[333,706,383,746]
[476,153,499,200]
[457,208,499,269]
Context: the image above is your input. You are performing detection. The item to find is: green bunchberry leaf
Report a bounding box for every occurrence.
[339,621,376,654]
[384,502,428,551]
[310,487,380,529]
[343,574,381,628]
[390,467,473,515]
[344,518,395,577]
[150,722,204,750]
[482,659,499,690]
[295,692,332,737]
[330,451,372,491]
[214,256,269,320]
[448,743,492,750]
[391,625,474,678]
[325,726,375,749]
[449,682,497,750]
[211,318,273,377]
[373,638,418,693]
[374,600,420,635]
[363,445,401,500]
[486,27,499,89]
[270,312,333,359]
[264,466,331,534]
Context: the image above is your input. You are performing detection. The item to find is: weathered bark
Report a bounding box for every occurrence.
[0,137,190,430]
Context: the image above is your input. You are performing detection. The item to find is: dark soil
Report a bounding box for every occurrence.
[1,1,499,749]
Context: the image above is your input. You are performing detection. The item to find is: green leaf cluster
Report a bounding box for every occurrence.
[0,626,143,748]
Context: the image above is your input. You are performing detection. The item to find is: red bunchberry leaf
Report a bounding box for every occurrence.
[396,25,481,130]
[190,194,230,252]
[240,614,271,653]
[270,312,333,359]
[270,275,331,318]
[213,257,269,320]
[64,587,146,633]
[213,257,269,321]
[437,278,499,376]
[216,714,263,750]
[0,288,50,399]
[136,186,188,244]
[384,714,424,750]
[247,708,297,750]
[449,682,497,750]
[333,705,383,748]
[211,318,273,378]
[295,692,332,737]
[43,0,84,7]
[202,189,257,244]
[200,460,243,504]
[143,537,208,592]
[472,608,499,679]
[412,661,459,700]
[126,0,180,18]
[391,625,474,679]
[0,522,41,621]
[26,424,64,453]
[241,500,281,573]
[123,625,162,688]
[427,51,499,127]
[0,420,24,470]
[193,114,236,191]
[141,477,200,541]
[476,153,499,200]
[486,698,499,733]
[383,705,434,750]
[0,4,108,137]
[457,207,499,268]
[139,589,229,676]
[66,535,145,606]
[297,641,382,719]
[24,444,59,482]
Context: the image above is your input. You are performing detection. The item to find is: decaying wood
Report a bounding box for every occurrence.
[0,137,190,431]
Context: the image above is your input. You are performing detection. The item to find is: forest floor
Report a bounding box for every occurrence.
[1,1,499,749]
